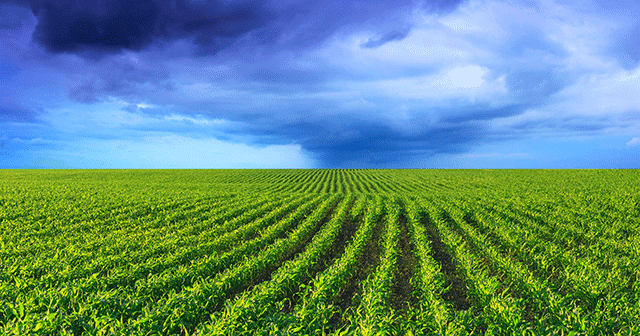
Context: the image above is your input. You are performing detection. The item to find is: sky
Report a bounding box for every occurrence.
[1,0,639,168]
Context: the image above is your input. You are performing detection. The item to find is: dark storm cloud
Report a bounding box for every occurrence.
[612,23,640,69]
[441,104,529,123]
[65,56,173,103]
[14,0,264,54]
[9,0,638,169]
[258,112,484,167]
[241,0,465,53]
[360,27,411,49]
[245,67,323,87]
[0,2,31,29]
[558,0,640,69]
[508,113,639,135]
[0,103,38,122]
[311,123,484,167]
[505,69,569,104]
[11,0,465,56]
[10,0,467,106]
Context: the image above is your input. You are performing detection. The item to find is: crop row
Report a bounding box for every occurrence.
[1,170,639,335]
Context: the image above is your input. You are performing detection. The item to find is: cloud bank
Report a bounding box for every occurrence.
[1,0,639,168]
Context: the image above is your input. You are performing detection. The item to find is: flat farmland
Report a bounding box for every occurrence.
[1,169,639,335]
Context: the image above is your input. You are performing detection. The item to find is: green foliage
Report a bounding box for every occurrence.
[1,169,639,335]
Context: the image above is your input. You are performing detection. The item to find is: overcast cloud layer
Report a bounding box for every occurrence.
[1,0,639,168]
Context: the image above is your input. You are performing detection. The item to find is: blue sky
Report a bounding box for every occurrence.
[1,0,639,168]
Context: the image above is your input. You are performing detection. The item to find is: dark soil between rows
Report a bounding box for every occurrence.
[390,208,418,314]
[421,211,471,311]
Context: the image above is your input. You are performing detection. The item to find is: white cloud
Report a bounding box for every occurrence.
[11,137,52,145]
[136,102,158,109]
[163,114,226,126]
[446,65,487,88]
[549,66,640,116]
[317,15,488,75]
[627,137,640,147]
[363,64,508,102]
[42,100,239,134]
[7,0,640,169]
[460,152,531,159]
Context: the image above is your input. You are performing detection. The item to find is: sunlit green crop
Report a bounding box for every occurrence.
[1,169,639,335]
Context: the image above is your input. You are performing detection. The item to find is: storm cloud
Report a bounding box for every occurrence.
[1,0,639,168]
[14,0,464,55]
